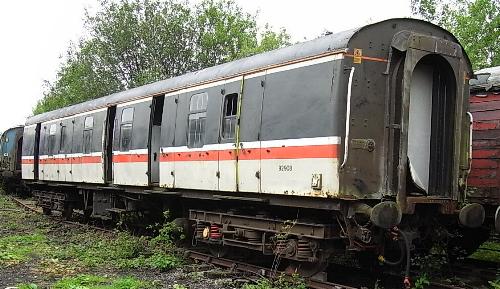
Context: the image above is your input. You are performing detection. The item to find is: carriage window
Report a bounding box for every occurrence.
[84,116,94,129]
[59,125,67,153]
[48,124,57,155]
[120,108,134,151]
[83,116,94,154]
[222,93,238,139]
[121,107,134,123]
[188,92,208,148]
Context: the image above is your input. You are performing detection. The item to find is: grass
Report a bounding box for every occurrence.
[0,193,183,286]
[18,274,154,289]
[469,241,500,263]
[0,233,50,266]
[242,274,307,289]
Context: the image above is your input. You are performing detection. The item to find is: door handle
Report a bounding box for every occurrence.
[153,152,158,162]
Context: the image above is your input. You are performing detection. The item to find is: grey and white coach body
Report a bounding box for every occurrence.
[19,19,490,262]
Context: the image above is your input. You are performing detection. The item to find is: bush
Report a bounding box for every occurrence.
[147,252,182,271]
[243,274,306,289]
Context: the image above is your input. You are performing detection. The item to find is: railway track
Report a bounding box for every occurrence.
[9,196,115,233]
[8,196,496,289]
[186,250,358,289]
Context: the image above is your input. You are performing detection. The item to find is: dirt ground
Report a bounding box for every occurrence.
[1,193,498,289]
[0,194,241,289]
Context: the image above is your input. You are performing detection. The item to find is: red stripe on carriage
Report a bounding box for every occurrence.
[170,151,219,162]
[259,144,338,160]
[37,156,101,164]
[158,144,338,162]
[30,144,339,165]
[113,154,148,163]
[80,156,102,163]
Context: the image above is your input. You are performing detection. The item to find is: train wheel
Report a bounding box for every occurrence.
[171,218,192,247]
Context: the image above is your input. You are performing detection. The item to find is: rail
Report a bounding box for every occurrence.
[8,196,493,289]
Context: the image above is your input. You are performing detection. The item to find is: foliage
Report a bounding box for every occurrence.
[242,273,307,289]
[147,252,182,270]
[410,0,499,70]
[0,194,182,276]
[411,243,448,277]
[275,219,297,240]
[489,279,500,289]
[17,284,38,289]
[412,273,431,289]
[469,241,500,263]
[0,233,50,267]
[34,0,290,114]
[51,274,152,289]
[151,211,184,245]
[17,274,153,288]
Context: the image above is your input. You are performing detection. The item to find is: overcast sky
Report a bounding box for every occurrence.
[0,0,411,132]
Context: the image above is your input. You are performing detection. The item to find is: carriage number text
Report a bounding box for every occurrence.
[279,165,293,172]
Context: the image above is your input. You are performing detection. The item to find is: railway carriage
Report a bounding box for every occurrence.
[4,18,493,275]
[0,126,24,193]
[468,66,500,232]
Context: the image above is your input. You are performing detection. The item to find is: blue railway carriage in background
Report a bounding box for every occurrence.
[0,18,496,277]
[0,126,24,193]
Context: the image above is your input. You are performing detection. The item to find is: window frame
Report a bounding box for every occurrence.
[48,124,57,156]
[59,125,67,154]
[120,107,134,151]
[83,116,94,154]
[221,93,239,140]
[187,92,208,148]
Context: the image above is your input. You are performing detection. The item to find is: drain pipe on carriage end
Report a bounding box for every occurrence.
[378,226,412,289]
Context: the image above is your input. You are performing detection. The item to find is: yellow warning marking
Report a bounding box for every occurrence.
[353,48,362,64]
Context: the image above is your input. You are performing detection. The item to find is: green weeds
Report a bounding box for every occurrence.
[18,274,154,289]
[469,241,500,263]
[412,273,431,289]
[0,233,49,266]
[489,279,500,289]
[242,274,307,289]
[0,194,183,280]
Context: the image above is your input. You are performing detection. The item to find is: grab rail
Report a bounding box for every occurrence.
[340,67,355,169]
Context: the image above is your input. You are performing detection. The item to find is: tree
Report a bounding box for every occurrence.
[411,0,499,70]
[34,0,290,114]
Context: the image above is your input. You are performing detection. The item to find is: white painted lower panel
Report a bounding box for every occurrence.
[114,162,148,186]
[260,158,339,197]
[39,162,45,180]
[159,162,175,188]
[41,161,58,181]
[71,157,83,183]
[59,163,72,182]
[174,161,218,191]
[79,163,104,183]
[22,164,34,180]
[219,160,237,192]
[238,159,261,193]
[238,140,261,193]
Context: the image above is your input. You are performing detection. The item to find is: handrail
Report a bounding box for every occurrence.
[466,111,473,173]
[340,67,355,169]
